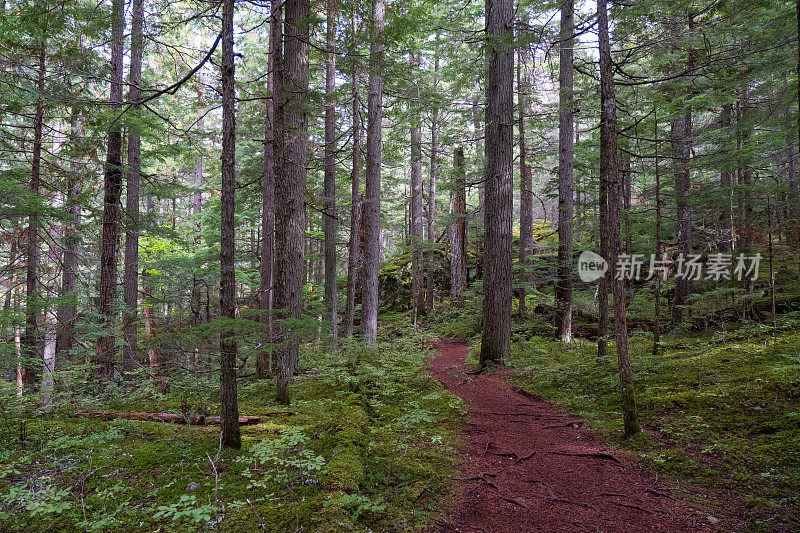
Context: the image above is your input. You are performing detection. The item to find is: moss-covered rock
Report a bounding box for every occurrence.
[321,397,369,491]
[338,404,368,430]
[314,492,358,532]
[321,450,364,492]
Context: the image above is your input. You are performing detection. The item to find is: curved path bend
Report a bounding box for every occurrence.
[429,338,713,533]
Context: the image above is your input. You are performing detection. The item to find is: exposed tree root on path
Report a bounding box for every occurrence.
[429,338,712,532]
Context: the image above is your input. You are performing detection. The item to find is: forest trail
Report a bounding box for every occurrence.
[429,338,713,533]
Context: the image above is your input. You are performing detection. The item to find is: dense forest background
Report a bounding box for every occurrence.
[1,0,799,530]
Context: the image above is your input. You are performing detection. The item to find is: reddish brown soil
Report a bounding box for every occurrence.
[429,338,713,533]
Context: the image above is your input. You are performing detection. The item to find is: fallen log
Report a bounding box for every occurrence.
[71,411,262,426]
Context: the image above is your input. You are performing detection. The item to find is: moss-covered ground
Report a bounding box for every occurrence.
[0,316,464,532]
[429,294,800,531]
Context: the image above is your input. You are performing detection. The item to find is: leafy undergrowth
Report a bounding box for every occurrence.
[504,328,800,531]
[0,317,464,532]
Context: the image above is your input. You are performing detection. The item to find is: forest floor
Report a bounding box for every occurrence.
[429,337,714,532]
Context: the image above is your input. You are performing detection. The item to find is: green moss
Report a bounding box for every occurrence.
[1,321,462,532]
[505,328,800,531]
[314,492,358,532]
[322,451,364,492]
[338,404,368,431]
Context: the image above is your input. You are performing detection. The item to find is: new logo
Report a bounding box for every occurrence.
[577,250,608,282]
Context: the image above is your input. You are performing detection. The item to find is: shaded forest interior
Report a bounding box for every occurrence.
[1,0,799,530]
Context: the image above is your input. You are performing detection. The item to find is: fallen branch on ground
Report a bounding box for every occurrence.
[645,489,676,500]
[612,501,653,514]
[542,421,583,429]
[454,471,499,491]
[489,450,536,464]
[548,451,622,464]
[71,410,269,425]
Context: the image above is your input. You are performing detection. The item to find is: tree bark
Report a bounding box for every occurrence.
[361,0,385,345]
[257,5,280,378]
[4,227,18,349]
[474,88,484,217]
[473,88,484,270]
[15,288,22,397]
[410,53,424,324]
[597,133,609,360]
[344,11,362,337]
[323,0,339,344]
[517,46,533,320]
[479,0,513,367]
[671,13,694,325]
[451,147,467,307]
[653,111,662,355]
[41,274,58,408]
[122,0,144,374]
[426,54,439,315]
[797,0,800,291]
[276,0,310,400]
[555,0,575,341]
[97,0,125,380]
[599,0,639,437]
[719,104,734,252]
[219,0,241,448]
[23,42,47,388]
[190,73,206,329]
[671,111,692,324]
[57,109,82,357]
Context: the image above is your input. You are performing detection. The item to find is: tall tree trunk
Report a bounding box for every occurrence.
[671,13,694,325]
[257,5,279,378]
[621,154,633,296]
[23,42,47,387]
[219,0,241,448]
[15,288,22,397]
[141,251,159,376]
[473,88,484,271]
[57,110,82,356]
[42,118,65,407]
[517,47,533,320]
[323,0,339,344]
[410,53,424,325]
[276,0,310,400]
[190,73,206,328]
[479,0,513,367]
[671,111,692,324]
[361,0,385,345]
[736,94,756,298]
[4,227,18,352]
[344,11,362,337]
[41,297,57,407]
[41,251,59,408]
[597,158,610,360]
[451,146,467,307]
[556,0,575,341]
[599,0,639,437]
[122,0,144,374]
[426,54,439,315]
[738,94,753,224]
[97,0,125,380]
[269,0,290,382]
[785,135,798,223]
[474,87,484,216]
[796,0,800,292]
[653,111,662,355]
[719,104,734,252]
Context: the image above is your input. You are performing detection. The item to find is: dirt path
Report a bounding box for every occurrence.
[429,338,713,533]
